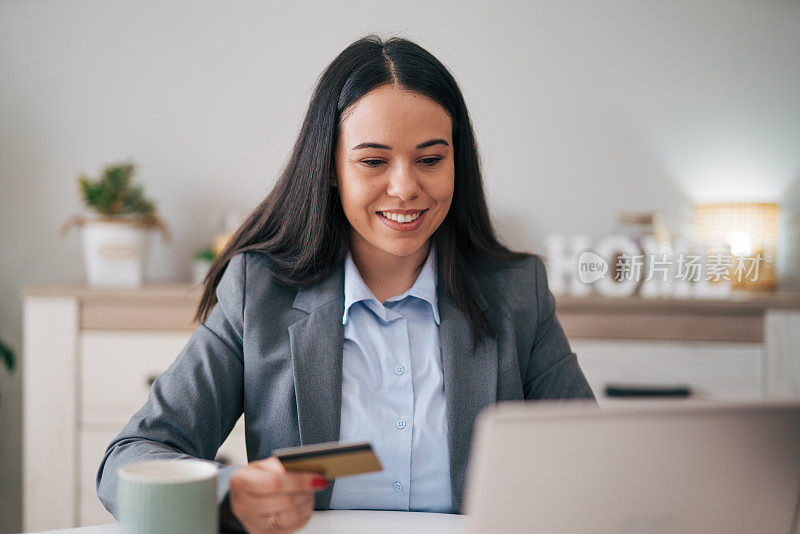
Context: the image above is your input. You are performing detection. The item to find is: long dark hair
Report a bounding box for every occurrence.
[195,34,529,349]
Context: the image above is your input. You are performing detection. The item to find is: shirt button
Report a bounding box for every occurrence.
[394,364,406,376]
[396,419,407,430]
[393,481,404,492]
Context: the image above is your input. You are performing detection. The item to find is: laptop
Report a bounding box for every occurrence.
[463,400,800,534]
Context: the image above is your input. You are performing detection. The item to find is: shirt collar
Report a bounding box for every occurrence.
[342,243,440,326]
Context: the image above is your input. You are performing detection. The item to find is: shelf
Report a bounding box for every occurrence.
[21,283,800,340]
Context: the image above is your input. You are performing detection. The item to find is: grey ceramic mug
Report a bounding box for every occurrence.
[117,459,218,534]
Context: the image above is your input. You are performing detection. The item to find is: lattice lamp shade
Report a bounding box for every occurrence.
[693,202,778,291]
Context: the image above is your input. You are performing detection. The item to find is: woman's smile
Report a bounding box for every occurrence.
[376,208,429,231]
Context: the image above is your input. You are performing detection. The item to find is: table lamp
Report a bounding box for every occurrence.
[693,202,778,291]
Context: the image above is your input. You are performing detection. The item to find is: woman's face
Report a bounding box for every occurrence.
[333,84,455,260]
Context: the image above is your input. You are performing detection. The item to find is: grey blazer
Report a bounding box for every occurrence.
[96,251,594,519]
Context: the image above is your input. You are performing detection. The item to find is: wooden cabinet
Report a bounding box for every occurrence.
[21,284,800,531]
[22,285,246,532]
[75,330,247,525]
[554,293,800,405]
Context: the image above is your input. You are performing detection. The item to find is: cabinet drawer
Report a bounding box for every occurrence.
[572,340,763,404]
[79,331,192,423]
[80,420,247,527]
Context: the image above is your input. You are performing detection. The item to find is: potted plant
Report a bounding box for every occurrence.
[61,161,170,287]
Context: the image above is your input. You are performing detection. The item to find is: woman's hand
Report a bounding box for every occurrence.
[228,456,328,533]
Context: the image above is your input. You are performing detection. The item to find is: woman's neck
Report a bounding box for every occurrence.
[349,237,431,304]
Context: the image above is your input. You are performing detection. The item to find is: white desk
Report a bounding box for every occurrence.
[31,510,468,534]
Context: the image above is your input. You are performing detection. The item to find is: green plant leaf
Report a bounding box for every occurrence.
[0,337,14,373]
[77,161,156,217]
[194,246,216,261]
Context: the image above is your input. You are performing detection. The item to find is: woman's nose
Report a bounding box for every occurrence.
[385,164,421,201]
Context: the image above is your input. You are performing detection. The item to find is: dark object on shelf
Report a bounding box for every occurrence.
[0,337,13,372]
[0,336,14,406]
[605,383,692,398]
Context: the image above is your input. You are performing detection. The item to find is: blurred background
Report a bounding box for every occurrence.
[2,1,800,532]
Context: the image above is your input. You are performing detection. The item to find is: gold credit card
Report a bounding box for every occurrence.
[273,440,383,479]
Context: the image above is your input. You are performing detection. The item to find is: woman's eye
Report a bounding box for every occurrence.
[360,157,442,168]
[419,157,442,166]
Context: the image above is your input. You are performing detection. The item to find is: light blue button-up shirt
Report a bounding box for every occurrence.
[328,243,452,513]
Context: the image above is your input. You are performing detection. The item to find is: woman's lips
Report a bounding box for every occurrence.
[376,209,428,232]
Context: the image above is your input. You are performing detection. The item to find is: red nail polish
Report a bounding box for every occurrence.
[312,477,328,489]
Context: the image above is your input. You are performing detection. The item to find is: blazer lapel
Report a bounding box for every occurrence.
[439,287,498,514]
[288,260,345,509]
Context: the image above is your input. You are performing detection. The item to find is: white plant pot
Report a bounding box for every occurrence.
[81,220,151,287]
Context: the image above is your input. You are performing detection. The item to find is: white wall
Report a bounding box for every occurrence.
[1,1,799,531]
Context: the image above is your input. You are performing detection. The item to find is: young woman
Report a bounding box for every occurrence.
[97,34,595,534]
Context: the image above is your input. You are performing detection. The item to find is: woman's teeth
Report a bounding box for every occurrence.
[380,211,424,223]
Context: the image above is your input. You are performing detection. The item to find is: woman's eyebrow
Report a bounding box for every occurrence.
[350,138,450,151]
